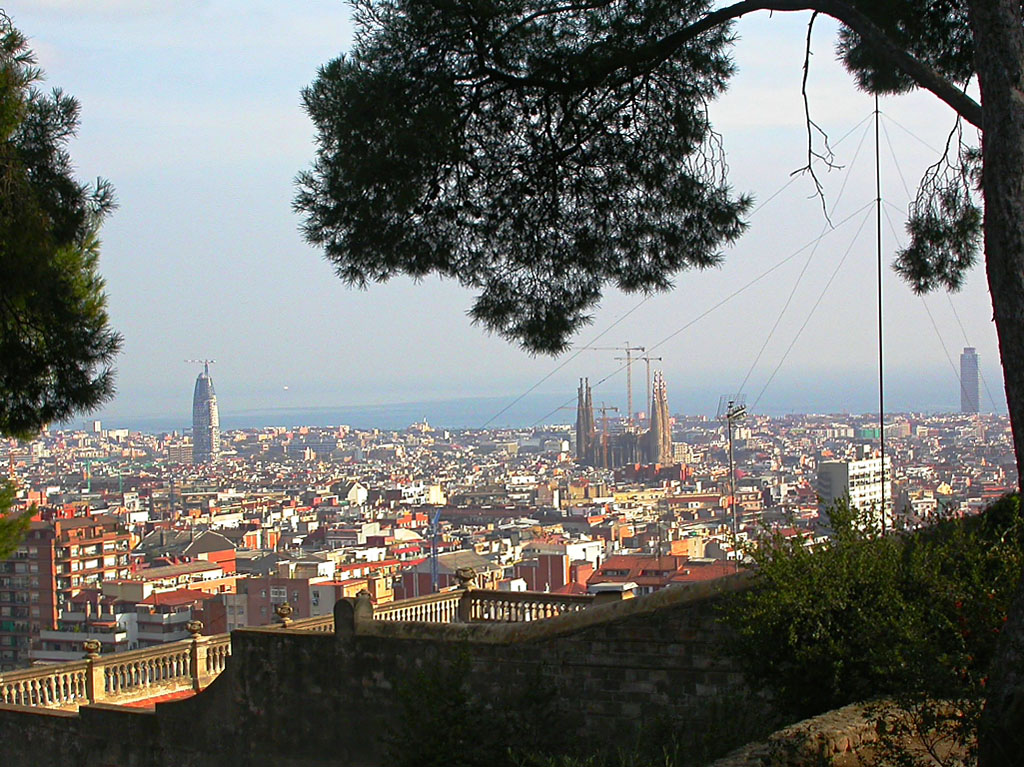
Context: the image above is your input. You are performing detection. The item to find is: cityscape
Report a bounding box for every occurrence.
[2,3,1019,765]
[1,352,1011,673]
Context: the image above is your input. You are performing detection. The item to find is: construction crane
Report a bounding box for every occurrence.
[184,359,216,375]
[638,354,663,419]
[581,343,644,426]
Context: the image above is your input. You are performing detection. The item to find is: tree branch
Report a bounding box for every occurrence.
[480,0,984,129]
[792,11,840,223]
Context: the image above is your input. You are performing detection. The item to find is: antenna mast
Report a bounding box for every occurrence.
[874,94,887,533]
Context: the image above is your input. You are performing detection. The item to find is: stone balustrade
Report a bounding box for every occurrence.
[465,589,593,622]
[284,614,335,632]
[0,658,89,709]
[373,590,463,623]
[0,630,231,710]
[0,587,598,711]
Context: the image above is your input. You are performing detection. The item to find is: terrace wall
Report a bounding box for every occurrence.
[0,576,757,766]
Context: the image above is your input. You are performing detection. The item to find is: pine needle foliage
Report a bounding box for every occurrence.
[296,0,750,354]
[296,0,987,354]
[0,13,121,440]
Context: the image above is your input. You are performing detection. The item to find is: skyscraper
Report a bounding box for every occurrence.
[960,347,980,414]
[192,362,220,463]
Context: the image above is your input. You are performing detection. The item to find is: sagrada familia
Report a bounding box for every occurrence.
[575,372,673,469]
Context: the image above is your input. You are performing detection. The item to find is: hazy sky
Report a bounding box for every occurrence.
[9,2,1005,428]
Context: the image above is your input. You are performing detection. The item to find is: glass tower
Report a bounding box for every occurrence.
[960,347,980,414]
[192,362,220,463]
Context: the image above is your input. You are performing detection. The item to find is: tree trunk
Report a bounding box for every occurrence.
[971,1,1024,763]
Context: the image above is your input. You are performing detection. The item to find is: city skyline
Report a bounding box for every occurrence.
[8,2,1007,430]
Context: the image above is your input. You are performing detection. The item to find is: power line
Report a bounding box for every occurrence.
[945,293,1003,412]
[477,296,651,428]
[482,144,852,430]
[877,119,1000,415]
[530,200,876,427]
[736,115,875,397]
[492,112,881,431]
[879,203,980,411]
[752,207,874,408]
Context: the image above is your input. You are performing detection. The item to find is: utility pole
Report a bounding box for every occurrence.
[582,343,644,426]
[718,397,747,569]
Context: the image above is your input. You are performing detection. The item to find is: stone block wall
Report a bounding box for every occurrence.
[0,575,760,767]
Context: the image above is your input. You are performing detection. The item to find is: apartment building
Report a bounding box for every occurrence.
[0,515,130,670]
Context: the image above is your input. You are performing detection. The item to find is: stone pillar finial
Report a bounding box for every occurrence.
[83,639,103,704]
[82,639,101,659]
[186,619,204,638]
[275,601,294,627]
[455,566,478,590]
[354,590,374,624]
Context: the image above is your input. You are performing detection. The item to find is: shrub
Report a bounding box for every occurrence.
[723,494,1024,760]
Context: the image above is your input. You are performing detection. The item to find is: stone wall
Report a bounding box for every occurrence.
[0,575,758,767]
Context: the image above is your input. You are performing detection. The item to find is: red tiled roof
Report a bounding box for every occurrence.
[137,588,211,606]
[551,582,589,596]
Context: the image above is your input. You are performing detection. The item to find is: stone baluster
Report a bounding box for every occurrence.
[83,638,102,705]
[187,620,209,692]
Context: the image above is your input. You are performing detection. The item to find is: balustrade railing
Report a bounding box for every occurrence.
[0,588,596,711]
[0,659,89,709]
[285,614,334,632]
[0,625,231,711]
[101,643,192,701]
[374,591,462,623]
[467,590,593,622]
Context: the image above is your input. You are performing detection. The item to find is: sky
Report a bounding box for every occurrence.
[8,2,1006,430]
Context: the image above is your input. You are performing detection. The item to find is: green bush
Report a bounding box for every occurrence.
[723,495,1024,723]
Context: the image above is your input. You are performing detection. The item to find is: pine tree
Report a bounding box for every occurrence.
[296,2,1024,761]
[0,13,121,556]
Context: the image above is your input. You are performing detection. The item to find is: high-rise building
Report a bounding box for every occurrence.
[960,347,980,414]
[816,456,893,529]
[192,362,220,463]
